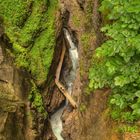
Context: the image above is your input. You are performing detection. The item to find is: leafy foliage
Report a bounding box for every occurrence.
[89,0,140,122]
[0,0,58,85]
[118,125,138,133]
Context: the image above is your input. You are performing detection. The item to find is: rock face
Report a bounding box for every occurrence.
[0,39,28,140]
[57,0,121,140]
[0,36,47,140]
[56,1,140,140]
[0,6,64,140]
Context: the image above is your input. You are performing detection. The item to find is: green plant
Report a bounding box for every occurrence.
[79,103,86,112]
[0,0,58,85]
[118,125,138,133]
[85,0,93,28]
[89,0,140,122]
[72,15,81,27]
[81,33,91,50]
[29,80,48,118]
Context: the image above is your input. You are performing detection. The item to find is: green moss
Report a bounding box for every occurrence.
[81,30,95,52]
[0,0,58,85]
[79,103,86,112]
[79,59,84,77]
[28,80,48,118]
[72,15,81,27]
[84,87,92,95]
[81,33,91,51]
[86,0,93,19]
[85,0,93,28]
[0,0,32,42]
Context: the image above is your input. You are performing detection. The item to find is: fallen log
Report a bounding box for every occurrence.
[55,79,78,108]
[55,45,66,81]
[55,42,77,108]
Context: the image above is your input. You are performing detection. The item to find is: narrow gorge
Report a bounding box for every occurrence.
[50,28,79,140]
[0,0,140,140]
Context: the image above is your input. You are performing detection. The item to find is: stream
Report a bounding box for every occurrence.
[50,29,78,140]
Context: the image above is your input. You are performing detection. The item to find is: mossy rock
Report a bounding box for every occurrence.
[0,0,58,85]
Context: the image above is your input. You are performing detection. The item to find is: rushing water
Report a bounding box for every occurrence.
[64,29,78,104]
[50,106,64,140]
[50,29,78,140]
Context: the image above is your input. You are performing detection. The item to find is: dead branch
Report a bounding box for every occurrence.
[55,41,78,108]
[55,80,78,108]
[55,45,66,81]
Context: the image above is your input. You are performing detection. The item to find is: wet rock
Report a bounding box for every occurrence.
[47,87,65,113]
[62,109,79,140]
[62,90,121,140]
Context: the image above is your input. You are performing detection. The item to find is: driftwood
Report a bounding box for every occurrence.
[55,45,66,80]
[55,80,77,108]
[55,43,78,108]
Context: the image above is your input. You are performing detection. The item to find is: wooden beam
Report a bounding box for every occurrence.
[55,80,78,108]
[55,44,66,81]
[55,41,77,108]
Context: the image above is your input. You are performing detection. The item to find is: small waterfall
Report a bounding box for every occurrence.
[50,29,78,140]
[64,29,78,103]
[50,106,65,140]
